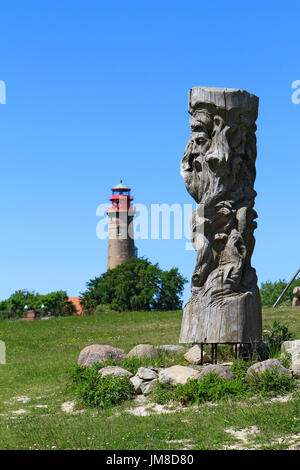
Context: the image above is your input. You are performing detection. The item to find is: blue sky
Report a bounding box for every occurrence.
[0,0,299,303]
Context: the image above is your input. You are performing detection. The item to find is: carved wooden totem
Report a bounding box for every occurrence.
[180,87,262,344]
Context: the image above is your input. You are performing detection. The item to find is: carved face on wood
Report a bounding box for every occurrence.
[181,109,256,208]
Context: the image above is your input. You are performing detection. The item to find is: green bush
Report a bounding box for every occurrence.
[151,361,296,406]
[117,357,152,375]
[230,359,251,380]
[0,309,19,320]
[150,382,179,404]
[70,363,134,409]
[246,368,295,396]
[151,373,247,405]
[176,373,248,404]
[280,351,292,369]
[263,320,294,356]
[94,304,113,315]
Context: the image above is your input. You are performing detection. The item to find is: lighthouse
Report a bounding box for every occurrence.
[106,181,136,270]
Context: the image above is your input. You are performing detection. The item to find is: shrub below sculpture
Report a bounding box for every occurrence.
[263,320,294,355]
[70,362,134,407]
[152,362,296,405]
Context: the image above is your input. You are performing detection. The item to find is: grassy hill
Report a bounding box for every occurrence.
[0,307,299,450]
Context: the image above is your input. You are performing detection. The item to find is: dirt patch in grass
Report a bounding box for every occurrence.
[224,426,260,449]
[11,396,30,404]
[11,409,27,416]
[224,426,300,450]
[61,401,85,415]
[117,396,179,417]
[124,403,179,417]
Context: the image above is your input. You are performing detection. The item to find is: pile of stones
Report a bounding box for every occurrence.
[77,341,300,397]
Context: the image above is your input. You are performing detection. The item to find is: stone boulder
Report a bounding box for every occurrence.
[246,359,292,378]
[281,340,300,378]
[184,345,210,365]
[198,364,234,381]
[136,367,158,381]
[157,345,186,356]
[158,365,200,385]
[130,376,144,393]
[281,340,300,359]
[127,344,159,359]
[140,379,158,395]
[292,287,300,306]
[130,367,159,395]
[293,287,300,297]
[98,366,132,378]
[78,344,126,367]
[292,297,300,307]
[292,364,300,378]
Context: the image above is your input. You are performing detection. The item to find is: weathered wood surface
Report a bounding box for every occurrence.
[180,87,262,344]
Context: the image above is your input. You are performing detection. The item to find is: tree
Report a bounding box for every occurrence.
[39,291,74,316]
[81,257,187,313]
[154,268,186,310]
[0,289,76,319]
[260,279,300,306]
[0,290,36,317]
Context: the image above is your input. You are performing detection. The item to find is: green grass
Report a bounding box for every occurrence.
[263,306,300,338]
[0,307,300,450]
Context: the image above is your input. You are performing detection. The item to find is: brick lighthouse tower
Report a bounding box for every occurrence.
[106,180,136,270]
